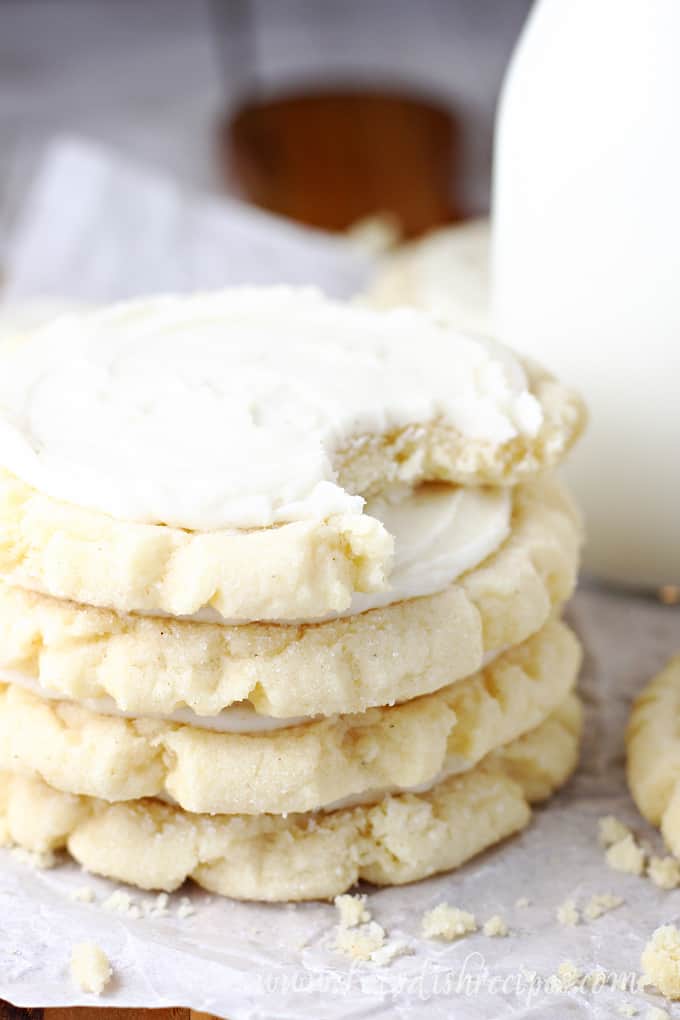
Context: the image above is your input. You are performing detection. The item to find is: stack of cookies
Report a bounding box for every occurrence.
[0,288,585,901]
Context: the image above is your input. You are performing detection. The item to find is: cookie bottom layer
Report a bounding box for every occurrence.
[0,695,581,901]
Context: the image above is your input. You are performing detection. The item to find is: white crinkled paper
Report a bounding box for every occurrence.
[1,142,680,1017]
[2,138,372,303]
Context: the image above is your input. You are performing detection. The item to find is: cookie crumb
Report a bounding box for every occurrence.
[370,939,414,966]
[102,889,141,919]
[421,904,477,941]
[145,892,169,917]
[70,942,112,996]
[334,893,370,928]
[599,815,632,847]
[558,960,581,988]
[69,886,96,904]
[515,896,531,908]
[607,834,646,876]
[617,1005,637,1017]
[483,914,509,937]
[176,896,195,919]
[648,856,680,890]
[641,924,680,999]
[334,921,385,961]
[556,898,580,926]
[11,845,56,870]
[584,892,624,920]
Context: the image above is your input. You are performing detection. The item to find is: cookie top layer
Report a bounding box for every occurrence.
[0,287,547,531]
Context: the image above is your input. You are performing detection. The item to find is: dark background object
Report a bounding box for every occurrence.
[226,88,460,237]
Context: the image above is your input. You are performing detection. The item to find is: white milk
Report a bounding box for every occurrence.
[492,0,680,589]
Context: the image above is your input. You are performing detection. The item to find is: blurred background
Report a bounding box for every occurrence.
[1,0,678,592]
[0,0,531,243]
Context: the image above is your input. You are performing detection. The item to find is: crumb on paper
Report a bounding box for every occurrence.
[607,834,646,876]
[550,960,581,991]
[334,921,385,961]
[483,915,509,937]
[515,896,531,908]
[648,856,680,890]
[176,896,195,919]
[558,959,581,988]
[102,889,142,919]
[421,904,477,941]
[69,886,96,904]
[641,924,680,999]
[584,892,624,920]
[11,845,56,870]
[599,815,632,847]
[617,1005,637,1017]
[369,939,414,966]
[147,892,169,917]
[70,942,112,996]
[334,892,370,928]
[556,898,580,926]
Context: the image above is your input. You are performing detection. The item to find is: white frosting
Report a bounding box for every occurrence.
[350,483,510,615]
[0,669,311,733]
[159,482,511,624]
[0,287,541,531]
[319,768,459,814]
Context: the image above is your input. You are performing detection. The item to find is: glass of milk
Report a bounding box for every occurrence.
[492,0,680,592]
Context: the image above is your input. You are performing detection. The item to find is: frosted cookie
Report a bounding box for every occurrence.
[0,288,585,620]
[0,477,580,718]
[0,695,581,901]
[627,655,680,855]
[0,619,580,815]
[366,218,491,334]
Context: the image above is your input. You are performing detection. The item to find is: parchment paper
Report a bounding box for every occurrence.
[1,142,679,1018]
[2,138,372,301]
